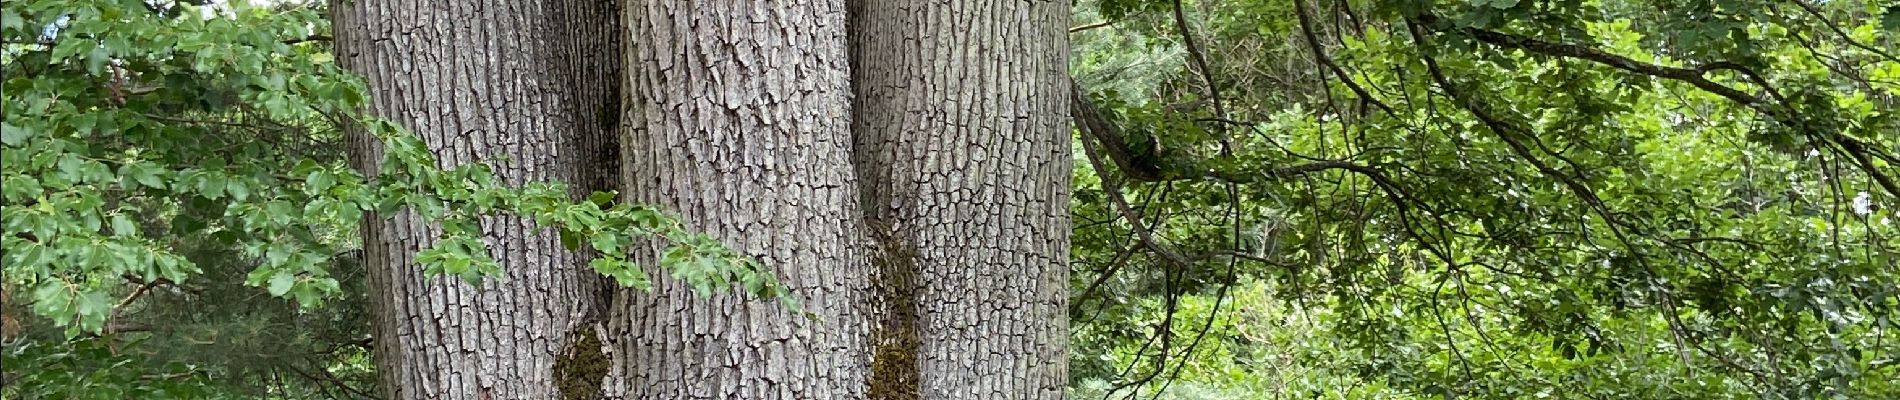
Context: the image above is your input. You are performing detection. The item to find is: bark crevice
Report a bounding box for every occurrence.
[554,322,610,400]
[865,218,922,400]
[607,0,871,397]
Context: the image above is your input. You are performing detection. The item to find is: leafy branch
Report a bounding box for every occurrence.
[1412,12,1900,198]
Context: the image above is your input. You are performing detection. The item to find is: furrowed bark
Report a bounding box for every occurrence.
[331,0,620,398]
[850,0,1073,398]
[606,0,872,398]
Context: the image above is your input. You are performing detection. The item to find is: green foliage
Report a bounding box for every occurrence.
[2,246,377,398]
[1,0,792,341]
[2,0,800,396]
[1071,281,1432,400]
[1,338,224,399]
[1070,0,1898,398]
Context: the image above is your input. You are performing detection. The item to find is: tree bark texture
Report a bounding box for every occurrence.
[607,0,872,398]
[849,0,1074,398]
[331,0,621,398]
[336,0,1072,397]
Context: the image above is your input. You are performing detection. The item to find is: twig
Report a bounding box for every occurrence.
[1070,21,1114,33]
[1294,0,1395,115]
[1784,0,1900,65]
[1168,0,1232,154]
[283,35,332,45]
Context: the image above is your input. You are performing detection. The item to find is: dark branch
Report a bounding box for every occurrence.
[1169,0,1233,154]
[1413,13,1900,198]
[1294,0,1396,115]
[1073,79,1400,185]
[283,35,332,45]
[1415,14,1771,110]
[1785,0,1900,65]
[1070,21,1114,33]
[1072,78,1168,182]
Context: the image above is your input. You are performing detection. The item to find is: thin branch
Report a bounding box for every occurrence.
[1070,21,1114,33]
[1079,123,1197,269]
[1080,106,1192,400]
[1168,0,1232,154]
[1414,13,1900,198]
[283,34,332,45]
[1073,79,1168,182]
[1784,0,1900,65]
[1294,0,1396,115]
[1075,242,1143,322]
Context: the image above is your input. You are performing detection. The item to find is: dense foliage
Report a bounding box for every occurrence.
[1,0,1894,398]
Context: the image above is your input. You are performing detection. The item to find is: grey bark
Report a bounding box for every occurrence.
[849,0,1074,398]
[336,0,1070,396]
[331,0,621,398]
[606,0,872,398]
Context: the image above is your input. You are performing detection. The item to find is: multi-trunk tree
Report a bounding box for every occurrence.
[332,0,1071,398]
[10,0,1897,398]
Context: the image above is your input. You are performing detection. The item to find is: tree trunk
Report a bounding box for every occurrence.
[849,0,1073,398]
[331,0,621,398]
[605,0,872,398]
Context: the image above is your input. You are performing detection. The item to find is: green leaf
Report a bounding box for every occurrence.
[266,201,296,225]
[559,228,583,251]
[56,156,86,182]
[122,162,165,189]
[0,11,22,32]
[267,272,296,297]
[109,213,136,237]
[73,290,112,331]
[226,180,250,201]
[86,46,109,76]
[1472,0,1519,10]
[589,232,622,254]
[587,191,617,206]
[376,194,406,215]
[50,39,89,63]
[30,284,74,323]
[9,242,48,267]
[741,271,766,297]
[442,256,472,276]
[197,175,226,200]
[0,122,30,146]
[265,243,292,266]
[591,257,649,289]
[290,285,321,308]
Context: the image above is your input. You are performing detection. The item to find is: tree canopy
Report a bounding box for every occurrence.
[1067,0,1898,398]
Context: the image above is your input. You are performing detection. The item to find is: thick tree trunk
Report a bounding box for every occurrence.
[605,0,872,398]
[849,1,1074,399]
[338,0,1067,396]
[331,0,621,398]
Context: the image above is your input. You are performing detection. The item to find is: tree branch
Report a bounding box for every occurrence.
[1294,0,1396,115]
[1072,79,1404,185]
[1072,78,1168,182]
[1070,21,1114,33]
[283,35,332,45]
[1168,0,1233,154]
[1784,0,1900,65]
[1414,13,1900,198]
